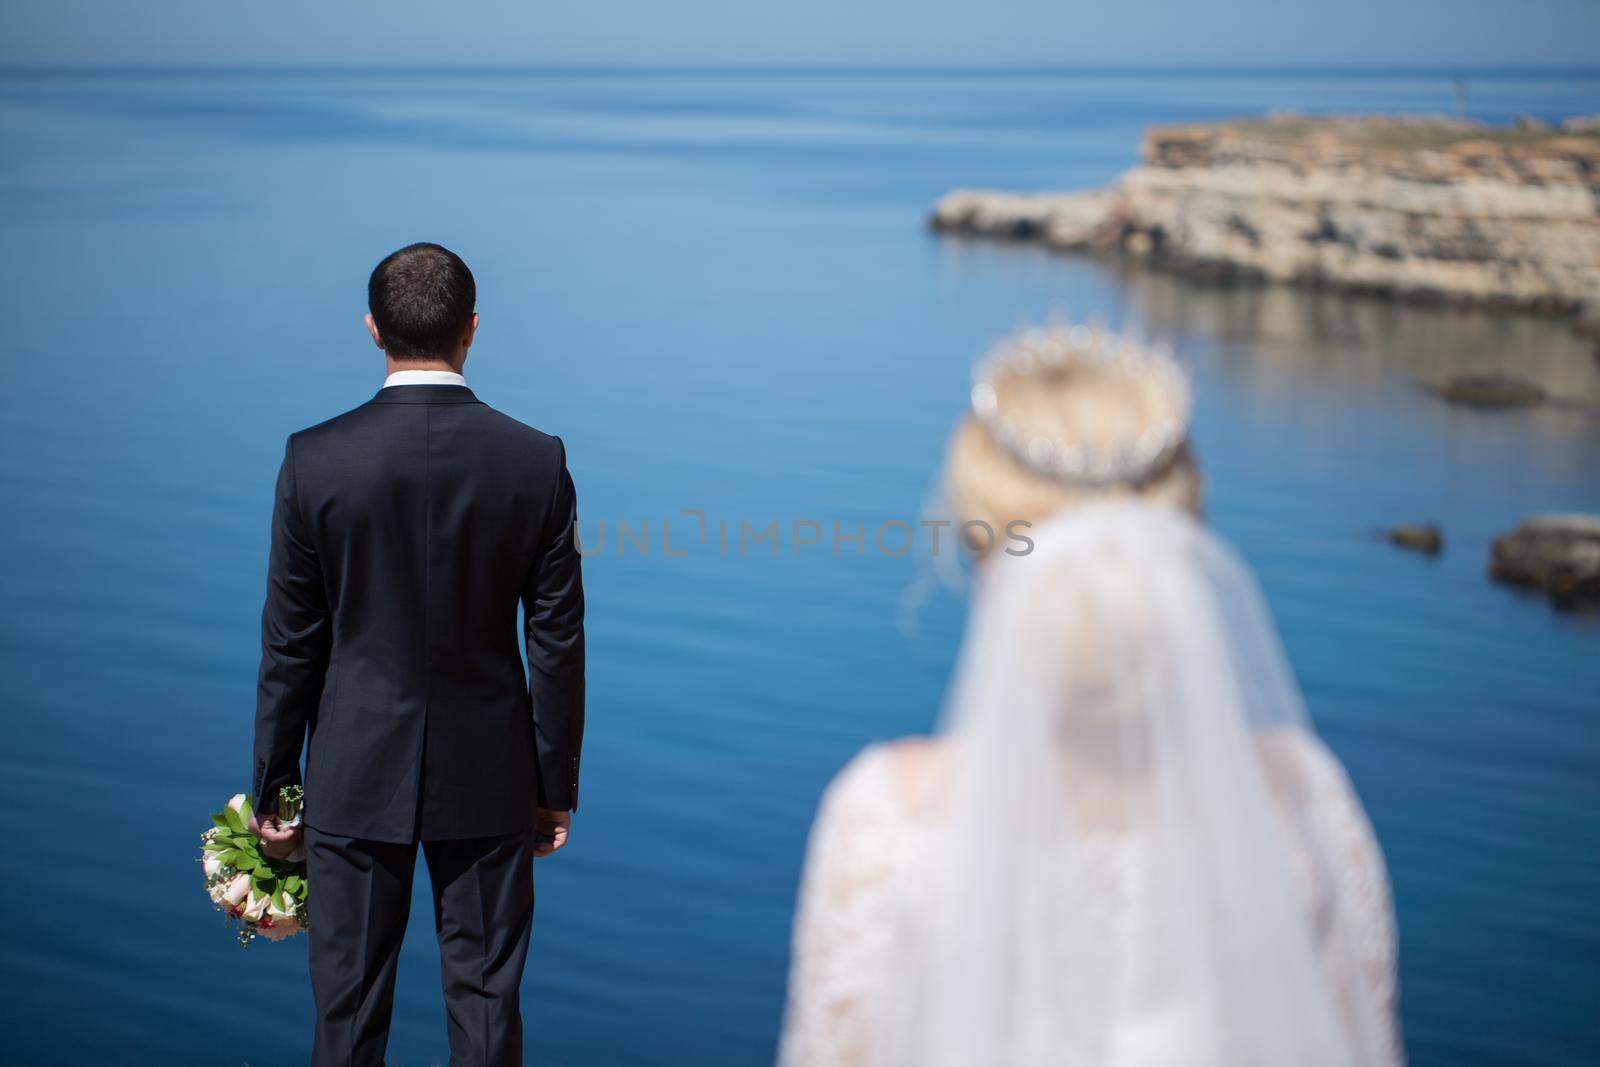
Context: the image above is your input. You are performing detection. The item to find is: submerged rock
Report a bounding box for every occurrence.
[1386,523,1444,555]
[1426,374,1548,409]
[1490,515,1600,610]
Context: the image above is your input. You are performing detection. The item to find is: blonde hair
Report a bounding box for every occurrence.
[945,342,1203,546]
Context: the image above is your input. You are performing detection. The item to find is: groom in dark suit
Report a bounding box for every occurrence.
[248,242,585,1067]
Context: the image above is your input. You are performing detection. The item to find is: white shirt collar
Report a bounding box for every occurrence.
[383,369,467,389]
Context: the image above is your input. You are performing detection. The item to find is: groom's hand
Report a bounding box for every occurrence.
[533,808,570,858]
[250,811,303,860]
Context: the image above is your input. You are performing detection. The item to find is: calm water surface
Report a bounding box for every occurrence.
[1,69,1598,1066]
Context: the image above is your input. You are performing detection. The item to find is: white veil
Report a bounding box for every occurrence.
[873,500,1392,1067]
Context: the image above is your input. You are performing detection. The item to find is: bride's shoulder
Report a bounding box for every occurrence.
[825,737,951,816]
[1255,728,1362,810]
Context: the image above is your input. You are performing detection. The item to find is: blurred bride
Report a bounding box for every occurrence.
[778,325,1402,1067]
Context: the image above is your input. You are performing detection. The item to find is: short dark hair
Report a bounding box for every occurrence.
[367,243,476,360]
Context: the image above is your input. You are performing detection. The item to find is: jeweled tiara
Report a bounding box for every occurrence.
[969,323,1191,488]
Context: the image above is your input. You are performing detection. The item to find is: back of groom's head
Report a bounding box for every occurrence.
[368,243,476,361]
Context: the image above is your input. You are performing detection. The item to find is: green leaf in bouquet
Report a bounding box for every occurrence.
[211,813,233,832]
[221,805,247,834]
[284,875,304,894]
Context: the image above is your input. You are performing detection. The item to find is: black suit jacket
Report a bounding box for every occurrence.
[252,383,584,843]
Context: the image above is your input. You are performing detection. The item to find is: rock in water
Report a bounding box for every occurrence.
[1490,515,1600,610]
[1575,299,1600,345]
[927,190,1118,244]
[1387,523,1444,555]
[929,115,1600,317]
[1427,374,1548,410]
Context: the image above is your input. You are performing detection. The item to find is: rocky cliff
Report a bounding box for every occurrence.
[930,115,1600,315]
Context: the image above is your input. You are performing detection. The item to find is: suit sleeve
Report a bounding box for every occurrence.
[252,436,331,816]
[522,437,586,811]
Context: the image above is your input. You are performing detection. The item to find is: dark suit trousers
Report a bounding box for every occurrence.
[306,826,535,1067]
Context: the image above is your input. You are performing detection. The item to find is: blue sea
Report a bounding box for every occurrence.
[0,67,1597,1066]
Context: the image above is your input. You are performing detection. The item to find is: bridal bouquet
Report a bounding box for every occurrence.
[200,788,309,946]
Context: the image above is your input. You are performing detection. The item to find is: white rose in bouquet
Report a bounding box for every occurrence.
[242,889,272,924]
[258,896,304,942]
[256,920,298,942]
[221,873,252,910]
[202,851,225,879]
[226,793,250,817]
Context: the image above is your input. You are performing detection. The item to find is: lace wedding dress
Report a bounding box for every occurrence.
[777,503,1404,1067]
[778,736,1402,1066]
